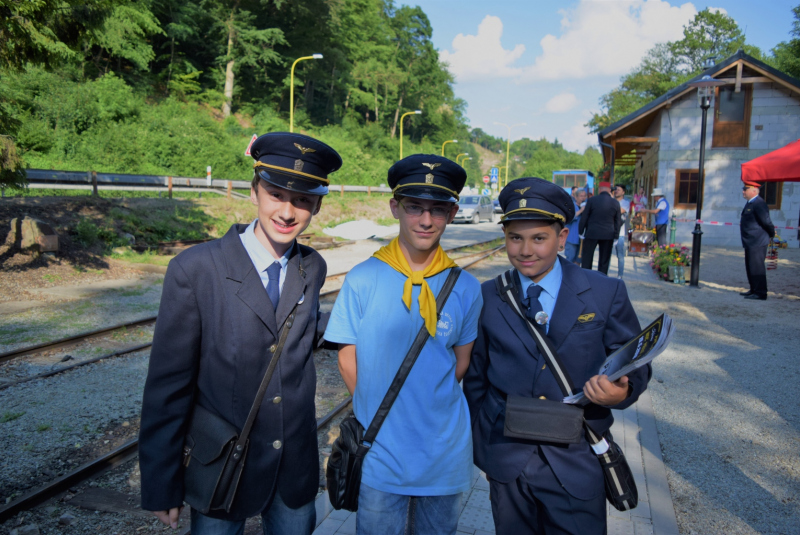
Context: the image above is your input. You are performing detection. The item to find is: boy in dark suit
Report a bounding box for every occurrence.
[740,182,775,300]
[139,133,342,534]
[464,177,651,535]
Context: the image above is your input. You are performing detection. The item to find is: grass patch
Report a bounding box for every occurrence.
[377,216,397,226]
[36,423,52,432]
[1,411,25,423]
[111,249,175,267]
[456,237,505,253]
[42,274,62,283]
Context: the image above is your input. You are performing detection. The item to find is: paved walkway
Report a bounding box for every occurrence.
[311,389,678,535]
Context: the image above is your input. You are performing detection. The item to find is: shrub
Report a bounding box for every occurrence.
[650,244,690,280]
[75,219,99,246]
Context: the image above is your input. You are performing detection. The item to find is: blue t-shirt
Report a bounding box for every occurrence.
[324,259,483,495]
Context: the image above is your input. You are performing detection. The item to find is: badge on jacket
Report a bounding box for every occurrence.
[578,313,595,323]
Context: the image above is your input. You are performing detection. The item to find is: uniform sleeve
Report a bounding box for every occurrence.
[323,273,362,345]
[755,201,776,238]
[578,198,592,235]
[139,259,201,512]
[456,279,483,346]
[603,280,651,411]
[463,288,491,425]
[314,261,331,348]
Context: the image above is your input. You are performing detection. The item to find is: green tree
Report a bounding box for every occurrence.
[773,5,800,79]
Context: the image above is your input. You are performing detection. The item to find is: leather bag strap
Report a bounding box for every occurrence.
[361,268,462,446]
[233,253,304,456]
[494,270,605,447]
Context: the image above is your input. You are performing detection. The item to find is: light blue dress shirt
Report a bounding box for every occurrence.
[517,258,563,333]
[239,220,290,294]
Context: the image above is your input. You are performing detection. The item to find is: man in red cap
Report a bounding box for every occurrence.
[740,182,775,300]
[578,181,621,275]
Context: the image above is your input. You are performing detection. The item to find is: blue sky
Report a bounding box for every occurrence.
[400,0,797,152]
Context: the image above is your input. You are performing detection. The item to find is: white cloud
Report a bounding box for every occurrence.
[544,93,580,113]
[526,0,698,81]
[439,15,525,82]
[560,117,598,153]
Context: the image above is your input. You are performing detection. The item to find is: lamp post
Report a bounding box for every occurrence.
[441,139,458,156]
[399,110,422,159]
[455,153,469,165]
[686,74,726,287]
[499,166,507,188]
[494,122,525,188]
[290,54,323,133]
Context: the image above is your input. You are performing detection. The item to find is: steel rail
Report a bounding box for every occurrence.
[0,395,354,523]
[0,317,156,364]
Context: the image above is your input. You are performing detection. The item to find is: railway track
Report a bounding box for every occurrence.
[0,237,508,528]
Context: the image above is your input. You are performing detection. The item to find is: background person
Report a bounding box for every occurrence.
[139,133,340,535]
[633,186,647,212]
[564,188,586,264]
[640,188,669,246]
[325,155,483,535]
[740,182,775,300]
[578,181,620,274]
[613,184,631,278]
[464,177,651,535]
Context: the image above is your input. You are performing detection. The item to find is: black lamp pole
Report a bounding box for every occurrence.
[689,95,711,287]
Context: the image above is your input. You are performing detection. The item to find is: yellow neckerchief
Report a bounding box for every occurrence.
[373,237,458,337]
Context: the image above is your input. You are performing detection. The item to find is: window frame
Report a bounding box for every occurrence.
[674,168,701,209]
[711,85,752,148]
[759,182,782,210]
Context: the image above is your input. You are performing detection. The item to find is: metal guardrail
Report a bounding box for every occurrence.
[23,169,392,193]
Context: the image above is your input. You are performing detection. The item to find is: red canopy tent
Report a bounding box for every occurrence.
[741,139,800,241]
[741,139,800,183]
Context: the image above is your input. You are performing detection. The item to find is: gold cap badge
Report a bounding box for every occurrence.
[294,143,316,155]
[514,187,530,195]
[422,163,441,170]
[425,173,434,183]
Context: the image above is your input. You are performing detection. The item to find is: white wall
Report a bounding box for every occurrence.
[652,82,800,247]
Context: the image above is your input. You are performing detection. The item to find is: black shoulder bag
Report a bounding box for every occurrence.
[326,268,462,512]
[495,269,638,512]
[182,271,302,514]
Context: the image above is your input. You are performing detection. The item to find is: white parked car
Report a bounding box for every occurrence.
[455,195,494,224]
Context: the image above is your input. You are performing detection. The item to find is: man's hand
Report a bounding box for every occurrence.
[583,375,630,406]
[154,507,183,529]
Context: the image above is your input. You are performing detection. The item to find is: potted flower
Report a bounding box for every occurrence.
[650,244,690,282]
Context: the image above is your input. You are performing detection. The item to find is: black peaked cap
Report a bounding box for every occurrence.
[499,177,575,225]
[388,154,466,203]
[251,132,342,196]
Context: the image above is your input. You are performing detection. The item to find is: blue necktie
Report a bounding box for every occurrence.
[526,284,543,324]
[266,261,281,310]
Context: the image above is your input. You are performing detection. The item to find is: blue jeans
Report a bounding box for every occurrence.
[356,483,462,535]
[190,490,316,535]
[615,236,626,277]
[564,242,580,264]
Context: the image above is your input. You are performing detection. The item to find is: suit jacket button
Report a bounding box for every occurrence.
[270,344,277,353]
[539,395,547,400]
[273,440,282,449]
[273,396,282,404]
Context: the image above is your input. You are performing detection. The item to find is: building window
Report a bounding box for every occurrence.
[759,182,782,209]
[712,85,752,148]
[674,169,700,208]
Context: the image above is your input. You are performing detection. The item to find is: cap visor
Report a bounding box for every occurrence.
[502,212,564,223]
[395,187,457,203]
[258,169,329,196]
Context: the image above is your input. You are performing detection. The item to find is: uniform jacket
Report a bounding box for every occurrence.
[139,224,328,520]
[463,258,651,500]
[740,196,775,248]
[579,191,621,240]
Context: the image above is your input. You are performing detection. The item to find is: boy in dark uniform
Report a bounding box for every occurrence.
[463,177,651,534]
[139,133,342,534]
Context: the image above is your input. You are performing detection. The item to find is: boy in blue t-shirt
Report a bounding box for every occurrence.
[325,155,482,535]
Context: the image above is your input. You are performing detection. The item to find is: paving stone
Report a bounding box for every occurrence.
[465,489,492,511]
[457,504,495,533]
[328,509,351,521]
[312,517,344,535]
[337,513,356,534]
[607,516,635,535]
[634,522,655,535]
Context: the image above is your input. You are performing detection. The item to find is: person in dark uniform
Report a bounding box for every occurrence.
[139,133,342,534]
[464,177,651,535]
[740,182,775,300]
[579,181,620,274]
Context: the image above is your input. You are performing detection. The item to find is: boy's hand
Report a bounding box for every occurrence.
[583,375,630,406]
[154,507,183,529]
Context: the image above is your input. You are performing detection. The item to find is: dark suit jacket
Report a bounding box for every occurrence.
[579,191,621,240]
[139,224,328,520]
[463,258,651,500]
[740,196,775,248]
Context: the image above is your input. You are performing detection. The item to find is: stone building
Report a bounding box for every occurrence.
[597,51,800,247]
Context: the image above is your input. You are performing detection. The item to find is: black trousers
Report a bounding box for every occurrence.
[581,238,614,275]
[744,246,768,298]
[489,448,606,535]
[655,224,667,247]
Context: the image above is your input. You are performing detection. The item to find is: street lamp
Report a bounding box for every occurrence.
[499,165,508,188]
[686,74,726,287]
[399,110,422,159]
[441,139,458,156]
[290,54,323,133]
[494,122,525,188]
[455,153,469,164]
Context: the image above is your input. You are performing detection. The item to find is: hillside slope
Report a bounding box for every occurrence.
[471,142,504,176]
